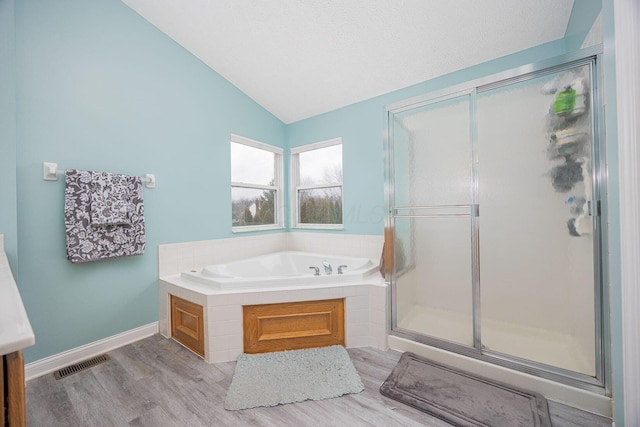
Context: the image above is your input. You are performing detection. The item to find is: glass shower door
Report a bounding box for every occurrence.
[391,94,475,347]
[476,63,597,376]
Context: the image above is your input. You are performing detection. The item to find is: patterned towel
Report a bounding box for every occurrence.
[90,171,133,226]
[65,170,145,263]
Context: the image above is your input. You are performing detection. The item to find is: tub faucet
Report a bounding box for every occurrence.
[337,265,348,274]
[308,266,320,276]
[322,261,332,275]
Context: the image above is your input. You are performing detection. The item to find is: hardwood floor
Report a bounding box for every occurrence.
[26,335,612,426]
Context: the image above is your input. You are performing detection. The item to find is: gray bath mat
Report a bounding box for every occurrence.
[380,352,551,427]
[225,345,364,410]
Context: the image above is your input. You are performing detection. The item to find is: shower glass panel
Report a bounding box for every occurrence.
[392,95,474,347]
[476,64,596,376]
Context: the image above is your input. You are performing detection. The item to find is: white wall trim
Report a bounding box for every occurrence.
[24,322,158,381]
[614,0,640,425]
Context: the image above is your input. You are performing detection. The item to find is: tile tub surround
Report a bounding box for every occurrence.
[158,233,387,363]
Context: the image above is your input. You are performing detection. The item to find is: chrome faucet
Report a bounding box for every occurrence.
[337,265,348,274]
[308,266,320,276]
[322,261,332,275]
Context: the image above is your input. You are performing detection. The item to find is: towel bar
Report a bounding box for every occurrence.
[43,162,156,188]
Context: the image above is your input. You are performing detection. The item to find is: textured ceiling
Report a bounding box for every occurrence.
[121,0,575,124]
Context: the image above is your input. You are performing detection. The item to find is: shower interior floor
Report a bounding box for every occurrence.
[397,304,594,375]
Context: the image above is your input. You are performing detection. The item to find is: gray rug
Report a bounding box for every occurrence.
[224,345,364,410]
[380,352,552,427]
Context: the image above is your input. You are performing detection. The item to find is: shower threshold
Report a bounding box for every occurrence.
[397,304,594,376]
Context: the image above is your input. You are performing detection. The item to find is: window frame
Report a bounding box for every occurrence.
[230,134,284,233]
[291,137,344,230]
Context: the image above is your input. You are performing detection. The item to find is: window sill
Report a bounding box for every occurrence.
[292,224,344,231]
[232,224,284,233]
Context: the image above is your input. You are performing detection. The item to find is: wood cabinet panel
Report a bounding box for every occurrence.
[244,299,344,353]
[2,350,26,427]
[170,295,205,357]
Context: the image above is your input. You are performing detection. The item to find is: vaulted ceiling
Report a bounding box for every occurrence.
[122,0,575,124]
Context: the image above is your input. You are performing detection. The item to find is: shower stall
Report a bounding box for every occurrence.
[385,51,608,393]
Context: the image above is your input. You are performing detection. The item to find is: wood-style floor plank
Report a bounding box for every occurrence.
[26,335,612,426]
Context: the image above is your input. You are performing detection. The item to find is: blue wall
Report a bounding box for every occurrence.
[0,0,17,272]
[15,0,285,363]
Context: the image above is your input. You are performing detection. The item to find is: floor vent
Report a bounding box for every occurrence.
[53,354,110,380]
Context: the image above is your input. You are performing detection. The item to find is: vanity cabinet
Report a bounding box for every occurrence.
[170,295,205,357]
[1,350,26,427]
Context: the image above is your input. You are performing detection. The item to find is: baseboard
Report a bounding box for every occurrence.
[25,322,158,381]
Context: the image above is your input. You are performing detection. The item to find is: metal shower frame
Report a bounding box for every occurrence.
[383,45,610,395]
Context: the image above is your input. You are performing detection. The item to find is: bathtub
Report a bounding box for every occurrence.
[180,251,380,289]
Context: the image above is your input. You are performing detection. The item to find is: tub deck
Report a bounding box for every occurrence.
[180,251,379,289]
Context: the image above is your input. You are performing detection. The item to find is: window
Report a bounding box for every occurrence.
[231,134,283,231]
[291,138,343,228]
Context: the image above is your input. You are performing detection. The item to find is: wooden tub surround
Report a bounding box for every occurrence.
[243,299,345,353]
[170,295,205,357]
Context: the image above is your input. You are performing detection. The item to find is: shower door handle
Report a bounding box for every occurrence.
[393,204,477,218]
[587,200,600,217]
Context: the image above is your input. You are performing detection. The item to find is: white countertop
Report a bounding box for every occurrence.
[0,234,35,355]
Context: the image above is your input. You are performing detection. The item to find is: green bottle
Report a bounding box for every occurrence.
[554,87,577,115]
[553,86,576,115]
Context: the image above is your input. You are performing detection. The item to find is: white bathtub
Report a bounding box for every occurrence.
[180,251,380,289]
